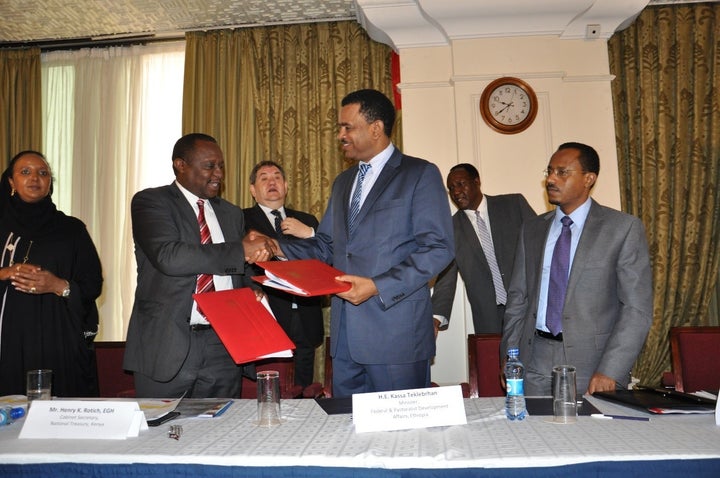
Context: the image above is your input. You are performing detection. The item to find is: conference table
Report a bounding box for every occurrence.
[1,395,719,477]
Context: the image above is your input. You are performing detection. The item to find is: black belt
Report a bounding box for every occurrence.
[535,329,563,341]
[189,323,212,331]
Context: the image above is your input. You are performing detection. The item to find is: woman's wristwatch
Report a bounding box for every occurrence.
[59,280,70,298]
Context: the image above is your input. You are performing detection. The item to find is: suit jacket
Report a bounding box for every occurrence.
[501,199,653,390]
[281,147,454,364]
[432,194,535,333]
[124,183,254,382]
[243,204,324,347]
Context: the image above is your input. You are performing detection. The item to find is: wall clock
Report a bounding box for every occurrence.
[479,77,538,134]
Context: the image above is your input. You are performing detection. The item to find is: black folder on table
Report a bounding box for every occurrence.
[315,397,352,415]
[592,387,716,414]
[315,396,602,416]
[525,397,600,416]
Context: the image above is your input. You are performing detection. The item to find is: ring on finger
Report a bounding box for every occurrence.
[30,287,36,293]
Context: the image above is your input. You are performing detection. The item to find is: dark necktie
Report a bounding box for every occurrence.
[545,215,573,335]
[196,199,215,295]
[271,209,283,234]
[475,211,507,305]
[348,163,371,235]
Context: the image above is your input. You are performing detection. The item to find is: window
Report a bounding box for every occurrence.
[42,41,185,340]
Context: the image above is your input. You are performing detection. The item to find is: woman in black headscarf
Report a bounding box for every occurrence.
[0,151,103,397]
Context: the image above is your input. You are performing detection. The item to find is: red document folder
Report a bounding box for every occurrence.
[193,288,295,364]
[252,259,351,297]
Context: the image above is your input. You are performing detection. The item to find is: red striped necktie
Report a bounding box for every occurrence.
[196,199,215,294]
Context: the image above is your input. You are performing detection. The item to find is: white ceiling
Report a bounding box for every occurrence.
[0,0,710,48]
[0,0,356,45]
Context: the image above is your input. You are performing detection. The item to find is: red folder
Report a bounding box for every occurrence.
[193,288,295,364]
[252,259,351,297]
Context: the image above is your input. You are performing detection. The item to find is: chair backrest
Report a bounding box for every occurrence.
[94,341,135,398]
[467,334,504,397]
[670,326,720,393]
[240,358,303,399]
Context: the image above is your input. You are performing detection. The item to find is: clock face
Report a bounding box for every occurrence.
[480,77,538,134]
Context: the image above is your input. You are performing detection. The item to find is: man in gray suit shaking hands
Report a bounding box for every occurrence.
[501,142,653,396]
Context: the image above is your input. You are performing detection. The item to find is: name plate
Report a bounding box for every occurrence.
[19,400,146,440]
[352,385,466,433]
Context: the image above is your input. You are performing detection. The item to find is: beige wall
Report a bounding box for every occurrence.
[398,36,622,385]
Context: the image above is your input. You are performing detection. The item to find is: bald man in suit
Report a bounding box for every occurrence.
[243,160,324,388]
[432,163,535,335]
[501,142,653,395]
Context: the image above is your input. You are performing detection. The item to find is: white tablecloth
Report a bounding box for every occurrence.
[1,397,719,469]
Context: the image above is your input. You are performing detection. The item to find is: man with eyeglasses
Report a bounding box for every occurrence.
[501,142,653,396]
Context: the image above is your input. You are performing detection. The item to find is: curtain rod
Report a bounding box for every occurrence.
[0,16,357,52]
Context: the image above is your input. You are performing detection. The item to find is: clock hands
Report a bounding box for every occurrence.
[495,100,513,115]
[494,90,518,116]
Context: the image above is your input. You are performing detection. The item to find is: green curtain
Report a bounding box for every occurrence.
[182,21,396,215]
[608,3,720,386]
[0,47,42,167]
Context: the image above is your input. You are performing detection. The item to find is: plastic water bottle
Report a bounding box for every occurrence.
[505,348,526,421]
[0,406,25,426]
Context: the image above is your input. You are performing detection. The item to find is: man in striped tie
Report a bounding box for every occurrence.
[269,89,455,397]
[432,164,535,336]
[125,133,273,399]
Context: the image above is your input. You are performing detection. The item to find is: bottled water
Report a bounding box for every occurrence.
[504,348,526,421]
[0,406,25,426]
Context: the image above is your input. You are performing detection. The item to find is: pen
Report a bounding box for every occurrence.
[591,413,650,422]
[213,400,234,417]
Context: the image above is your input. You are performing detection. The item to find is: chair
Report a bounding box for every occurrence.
[304,336,333,398]
[240,357,304,399]
[668,326,720,393]
[94,341,136,398]
[467,334,504,397]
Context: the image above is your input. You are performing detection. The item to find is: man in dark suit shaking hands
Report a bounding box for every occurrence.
[273,89,455,397]
[501,142,653,395]
[124,133,271,398]
[244,160,324,388]
[432,163,535,335]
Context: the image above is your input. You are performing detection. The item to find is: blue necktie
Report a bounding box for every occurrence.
[545,216,573,335]
[348,163,371,234]
[271,209,283,234]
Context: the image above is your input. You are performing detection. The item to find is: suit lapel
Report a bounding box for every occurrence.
[351,148,402,229]
[457,212,489,270]
[566,200,602,297]
[170,183,201,242]
[248,204,276,237]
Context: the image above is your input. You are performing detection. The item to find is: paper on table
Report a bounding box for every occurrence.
[138,397,182,421]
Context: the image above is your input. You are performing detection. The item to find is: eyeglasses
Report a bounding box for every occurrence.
[542,168,584,178]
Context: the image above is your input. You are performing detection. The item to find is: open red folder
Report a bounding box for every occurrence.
[193,288,295,364]
[252,259,351,297]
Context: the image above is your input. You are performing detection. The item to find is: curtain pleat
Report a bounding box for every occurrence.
[0,48,42,167]
[182,21,395,215]
[608,3,720,385]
